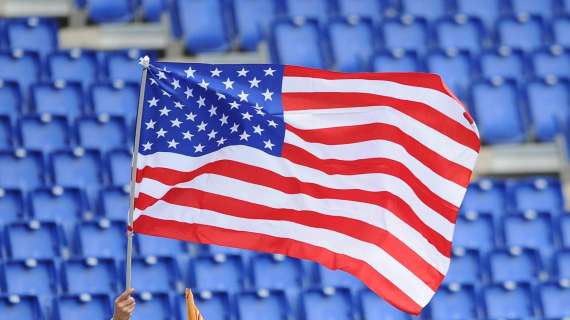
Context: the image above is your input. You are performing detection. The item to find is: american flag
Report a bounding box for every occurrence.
[132,61,480,315]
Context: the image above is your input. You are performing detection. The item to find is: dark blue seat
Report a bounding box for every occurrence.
[552,16,570,47]
[556,250,570,279]
[105,50,144,83]
[488,248,542,283]
[444,248,481,284]
[177,290,232,320]
[335,0,385,22]
[508,177,563,213]
[284,0,331,22]
[99,187,130,221]
[133,291,174,319]
[137,234,187,256]
[142,0,165,22]
[461,179,507,217]
[360,289,410,320]
[53,294,112,320]
[173,0,233,53]
[539,283,570,319]
[75,219,126,259]
[0,150,44,191]
[371,50,421,72]
[233,0,278,50]
[327,17,375,72]
[508,0,554,18]
[0,51,40,96]
[503,212,555,260]
[0,80,22,123]
[5,221,63,259]
[497,16,546,52]
[0,188,24,225]
[0,116,12,150]
[85,0,135,23]
[455,0,501,29]
[3,258,58,296]
[77,116,127,153]
[251,254,303,290]
[106,149,132,187]
[531,47,570,79]
[5,18,57,59]
[302,287,354,320]
[525,78,570,142]
[434,16,485,53]
[31,82,83,121]
[470,79,526,144]
[270,18,326,68]
[47,50,98,91]
[428,284,477,320]
[380,16,429,54]
[454,213,495,252]
[90,82,139,122]
[425,49,473,95]
[191,254,245,292]
[237,290,290,320]
[20,115,70,154]
[317,265,364,292]
[483,283,535,319]
[400,0,447,20]
[0,295,44,319]
[29,187,87,236]
[62,257,118,294]
[131,256,180,292]
[478,48,527,81]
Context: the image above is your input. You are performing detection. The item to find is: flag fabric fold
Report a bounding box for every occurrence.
[132,62,480,315]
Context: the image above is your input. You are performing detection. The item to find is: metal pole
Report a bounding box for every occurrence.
[125,56,150,290]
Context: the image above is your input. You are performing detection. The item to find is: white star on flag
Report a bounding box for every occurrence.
[184,87,193,99]
[182,131,194,140]
[167,139,179,149]
[249,77,261,88]
[170,118,182,128]
[264,67,276,76]
[210,68,222,77]
[145,119,156,129]
[142,142,152,151]
[237,68,249,77]
[156,128,167,138]
[159,106,171,116]
[262,89,274,101]
[147,97,159,107]
[171,79,180,90]
[184,66,196,78]
[239,130,250,141]
[222,78,234,89]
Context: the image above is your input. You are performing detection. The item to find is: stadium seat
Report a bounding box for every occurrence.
[454,212,496,251]
[444,248,481,284]
[539,282,570,319]
[3,259,58,296]
[251,254,303,290]
[400,0,447,20]
[557,250,570,280]
[371,50,421,72]
[0,80,22,123]
[61,257,118,294]
[0,116,12,150]
[29,187,87,235]
[0,150,44,191]
[470,79,527,144]
[0,188,24,225]
[20,115,70,154]
[359,289,410,320]
[47,50,98,91]
[5,18,57,59]
[233,0,278,50]
[132,291,174,319]
[455,0,501,28]
[531,46,570,79]
[270,18,326,68]
[51,149,103,202]
[106,149,132,187]
[207,245,253,258]
[317,266,364,292]
[172,0,233,53]
[75,220,126,259]
[428,284,478,320]
[302,287,354,320]
[478,48,527,81]
[434,16,486,53]
[0,51,40,96]
[425,49,473,94]
[177,290,232,320]
[509,177,563,212]
[191,254,245,292]
[130,256,181,292]
[525,78,570,142]
[496,15,546,52]
[483,283,535,319]
[380,16,429,54]
[90,82,139,122]
[237,290,290,320]
[503,212,555,260]
[284,0,330,22]
[461,179,507,217]
[99,187,130,220]
[552,16,570,47]
[142,0,165,22]
[335,0,385,21]
[85,0,135,23]
[105,50,144,83]
[31,82,84,121]
[327,17,375,72]
[53,294,112,320]
[508,0,554,18]
[137,234,188,256]
[562,0,570,13]
[561,216,570,248]
[5,221,64,259]
[0,295,44,319]
[77,116,127,153]
[488,247,542,283]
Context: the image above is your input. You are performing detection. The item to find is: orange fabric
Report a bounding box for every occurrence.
[186,288,204,320]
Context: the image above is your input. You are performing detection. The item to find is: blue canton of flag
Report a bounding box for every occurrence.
[138,62,285,157]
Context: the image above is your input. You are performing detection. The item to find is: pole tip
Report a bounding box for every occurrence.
[138,56,150,69]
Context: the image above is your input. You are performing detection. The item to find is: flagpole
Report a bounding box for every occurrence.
[125,56,150,290]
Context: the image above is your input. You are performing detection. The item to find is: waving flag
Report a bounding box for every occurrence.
[132,61,480,315]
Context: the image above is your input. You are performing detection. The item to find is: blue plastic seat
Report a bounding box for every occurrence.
[133,292,174,319]
[317,266,364,292]
[237,290,290,320]
[557,250,570,279]
[106,150,132,187]
[177,290,232,320]
[191,254,244,292]
[6,18,57,59]
[3,259,58,296]
[62,257,118,294]
[444,248,481,284]
[0,188,24,225]
[271,18,326,68]
[0,150,44,191]
[51,149,103,202]
[559,215,570,249]
[531,47,570,79]
[285,0,330,22]
[251,254,303,290]
[233,0,278,50]
[47,50,98,91]
[488,248,542,283]
[302,287,354,320]
[552,16,570,47]
[173,0,233,53]
[335,0,384,21]
[85,0,135,23]
[425,49,473,94]
[562,0,570,13]
[371,50,421,72]
[77,116,127,153]
[456,0,501,29]
[53,294,112,320]
[0,80,22,123]
[401,0,447,20]
[503,212,555,259]
[539,283,570,318]
[478,48,527,81]
[470,79,526,144]
[0,116,12,150]
[0,51,40,96]
[99,187,130,221]
[429,284,477,320]
[509,177,563,213]
[526,79,570,142]
[5,221,63,259]
[207,245,253,260]
[31,82,83,121]
[29,187,87,236]
[454,213,495,252]
[381,16,429,54]
[90,82,139,122]
[131,256,180,292]
[461,179,507,216]
[75,220,126,259]
[142,0,165,22]
[434,16,485,53]
[360,289,410,320]
[508,0,554,18]
[137,234,187,256]
[483,283,534,319]
[0,295,44,319]
[327,17,375,72]
[105,50,144,83]
[497,16,546,52]
[20,115,70,153]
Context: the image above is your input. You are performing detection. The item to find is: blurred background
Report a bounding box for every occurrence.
[0,0,569,319]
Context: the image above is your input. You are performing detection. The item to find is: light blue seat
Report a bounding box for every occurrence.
[488,248,542,283]
[508,177,563,212]
[503,212,555,261]
[302,287,354,320]
[444,248,481,284]
[48,50,98,91]
[77,116,127,153]
[191,254,245,293]
[483,283,535,319]
[455,0,501,29]
[539,283,570,319]
[496,16,546,52]
[552,16,570,47]
[327,17,375,71]
[429,284,478,320]
[90,82,139,122]
[20,115,70,154]
[0,188,24,225]
[106,149,132,187]
[461,179,507,217]
[434,16,486,53]
[0,116,12,150]
[271,18,326,68]
[31,82,83,121]
[177,291,231,320]
[284,0,331,22]
[52,294,112,320]
[526,79,570,141]
[233,0,278,50]
[360,289,411,320]
[6,18,57,59]
[508,0,554,18]
[0,150,44,191]
[454,213,495,252]
[132,292,174,319]
[381,16,429,54]
[75,220,126,259]
[5,221,64,259]
[400,0,448,20]
[85,0,135,23]
[371,50,421,72]
[0,81,22,123]
[0,295,43,319]
[62,257,118,294]
[425,49,473,94]
[531,47,570,79]
[478,48,527,81]
[335,0,384,21]
[130,256,181,292]
[0,51,40,96]
[99,187,130,221]
[236,290,290,320]
[3,259,58,296]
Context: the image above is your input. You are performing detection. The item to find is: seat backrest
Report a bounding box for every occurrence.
[4,259,58,295]
[85,0,135,23]
[251,254,303,290]
[539,283,570,319]
[483,283,534,319]
[327,17,375,72]
[401,0,447,20]
[131,256,180,292]
[0,51,40,96]
[429,284,477,320]
[0,81,22,122]
[271,18,326,68]
[360,289,411,320]
[77,116,127,153]
[0,295,43,319]
[336,0,384,21]
[6,18,57,59]
[192,254,244,292]
[284,0,331,22]
[497,16,545,52]
[0,188,23,225]
[0,150,44,191]
[371,50,421,72]
[62,258,118,294]
[20,115,70,154]
[48,51,98,90]
[90,83,139,122]
[233,0,278,50]
[31,82,83,121]
[76,220,126,259]
[302,288,353,320]
[6,221,63,259]
[478,48,527,81]
[488,248,541,283]
[461,179,507,216]
[435,16,485,53]
[381,17,429,54]
[236,291,289,320]
[53,294,112,320]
